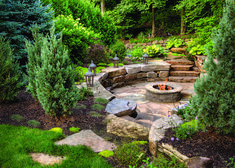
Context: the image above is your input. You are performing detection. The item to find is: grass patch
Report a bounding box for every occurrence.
[27,120,40,127]
[0,124,112,168]
[10,114,24,122]
[94,97,109,104]
[75,103,86,110]
[89,111,103,117]
[92,104,105,111]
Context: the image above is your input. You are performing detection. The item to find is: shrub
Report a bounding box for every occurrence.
[43,0,116,46]
[166,37,186,49]
[55,15,100,64]
[189,1,235,135]
[85,43,109,64]
[27,120,40,128]
[94,97,109,104]
[69,127,80,133]
[143,44,166,57]
[31,27,80,117]
[10,114,24,122]
[115,142,146,167]
[109,41,127,62]
[151,154,186,168]
[92,104,105,111]
[128,46,144,62]
[77,87,93,101]
[0,37,23,102]
[74,66,88,83]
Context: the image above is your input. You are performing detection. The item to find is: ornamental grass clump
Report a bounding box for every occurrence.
[25,27,80,117]
[188,0,235,135]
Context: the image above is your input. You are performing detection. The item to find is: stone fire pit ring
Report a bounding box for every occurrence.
[145,82,183,103]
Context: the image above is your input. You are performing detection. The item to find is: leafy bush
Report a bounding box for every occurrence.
[143,44,166,57]
[69,127,80,133]
[85,43,109,64]
[109,41,127,62]
[74,66,87,83]
[55,15,100,64]
[43,0,116,46]
[29,27,80,117]
[166,37,186,49]
[115,142,146,167]
[128,46,144,62]
[0,37,23,102]
[186,40,206,56]
[27,120,40,128]
[98,150,114,158]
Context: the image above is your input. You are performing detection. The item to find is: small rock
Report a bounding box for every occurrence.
[186,157,213,168]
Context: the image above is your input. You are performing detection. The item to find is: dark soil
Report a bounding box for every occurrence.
[160,127,235,168]
[0,88,150,168]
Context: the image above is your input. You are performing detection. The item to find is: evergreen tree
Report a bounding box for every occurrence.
[188,0,235,134]
[25,26,44,101]
[0,37,23,102]
[33,27,80,117]
[0,0,53,72]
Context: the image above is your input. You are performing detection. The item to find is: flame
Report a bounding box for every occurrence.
[158,78,170,90]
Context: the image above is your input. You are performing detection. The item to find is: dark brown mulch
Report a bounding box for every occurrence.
[0,88,150,168]
[160,127,235,168]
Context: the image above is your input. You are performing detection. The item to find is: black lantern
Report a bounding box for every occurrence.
[84,67,94,87]
[113,54,119,68]
[89,60,96,76]
[143,52,149,64]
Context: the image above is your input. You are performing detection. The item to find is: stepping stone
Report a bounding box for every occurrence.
[30,153,66,165]
[105,98,137,117]
[55,130,116,153]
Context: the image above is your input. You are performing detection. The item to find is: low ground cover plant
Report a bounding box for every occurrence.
[0,124,112,168]
[143,44,166,58]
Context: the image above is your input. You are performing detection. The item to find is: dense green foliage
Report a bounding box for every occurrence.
[42,0,116,46]
[109,41,127,61]
[144,44,166,57]
[0,0,53,72]
[0,37,23,102]
[85,43,109,64]
[188,0,235,135]
[26,27,80,117]
[0,124,112,168]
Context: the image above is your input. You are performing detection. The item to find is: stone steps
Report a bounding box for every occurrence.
[169,76,198,83]
[170,71,200,77]
[166,59,194,65]
[171,65,193,71]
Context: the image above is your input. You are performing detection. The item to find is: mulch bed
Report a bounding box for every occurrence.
[0,88,234,168]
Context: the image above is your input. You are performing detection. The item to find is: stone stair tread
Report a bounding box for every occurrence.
[170,65,194,71]
[170,71,200,76]
[168,76,198,83]
[166,59,194,65]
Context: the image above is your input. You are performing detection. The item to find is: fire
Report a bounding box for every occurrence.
[158,78,171,90]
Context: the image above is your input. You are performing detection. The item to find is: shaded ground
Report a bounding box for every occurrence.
[0,88,235,168]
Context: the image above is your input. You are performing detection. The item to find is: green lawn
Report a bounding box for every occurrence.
[0,124,112,168]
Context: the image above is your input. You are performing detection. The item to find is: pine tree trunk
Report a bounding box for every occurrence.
[151,5,155,38]
[101,0,105,15]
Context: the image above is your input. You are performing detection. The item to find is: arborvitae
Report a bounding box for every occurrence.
[0,0,53,72]
[25,27,44,101]
[0,37,23,102]
[189,0,235,134]
[34,27,80,117]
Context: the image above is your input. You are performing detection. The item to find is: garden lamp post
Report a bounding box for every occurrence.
[89,60,96,76]
[113,54,119,68]
[143,52,149,64]
[84,67,94,87]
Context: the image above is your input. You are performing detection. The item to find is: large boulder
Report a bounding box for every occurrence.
[105,98,137,117]
[186,157,213,168]
[106,114,150,140]
[149,114,183,156]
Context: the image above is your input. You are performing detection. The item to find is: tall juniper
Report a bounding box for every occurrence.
[26,27,80,117]
[188,0,235,134]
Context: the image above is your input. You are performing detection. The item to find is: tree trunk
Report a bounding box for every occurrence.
[151,5,155,38]
[180,7,186,35]
[101,0,105,15]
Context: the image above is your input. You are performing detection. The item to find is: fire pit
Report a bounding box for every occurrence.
[145,82,183,103]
